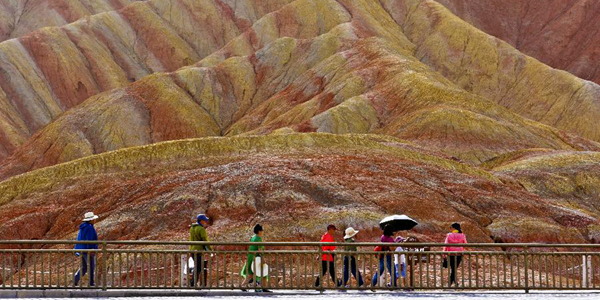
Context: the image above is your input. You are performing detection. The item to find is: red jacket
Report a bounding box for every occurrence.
[320,232,336,261]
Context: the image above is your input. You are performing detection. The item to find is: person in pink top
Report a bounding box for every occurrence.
[443,223,467,286]
[315,224,338,287]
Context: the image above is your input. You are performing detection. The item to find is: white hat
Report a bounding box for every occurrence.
[344,227,359,239]
[83,212,99,222]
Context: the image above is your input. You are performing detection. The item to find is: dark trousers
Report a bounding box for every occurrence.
[449,255,463,286]
[74,254,95,286]
[342,256,364,286]
[372,254,396,286]
[315,260,337,287]
[191,254,208,287]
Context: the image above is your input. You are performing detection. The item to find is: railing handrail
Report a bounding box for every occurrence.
[1,240,599,291]
[0,240,599,248]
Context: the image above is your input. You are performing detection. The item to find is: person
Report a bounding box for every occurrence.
[240,224,271,292]
[393,236,406,286]
[372,224,397,287]
[341,227,364,288]
[74,212,99,287]
[443,222,467,287]
[189,214,213,287]
[315,224,338,287]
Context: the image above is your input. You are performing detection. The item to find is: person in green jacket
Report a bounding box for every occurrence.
[189,214,212,287]
[341,227,364,288]
[240,224,271,292]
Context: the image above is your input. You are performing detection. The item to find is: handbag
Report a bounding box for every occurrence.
[251,256,269,278]
[374,245,382,257]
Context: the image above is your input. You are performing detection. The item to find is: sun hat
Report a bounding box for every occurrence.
[344,227,359,239]
[83,212,99,222]
[394,236,405,243]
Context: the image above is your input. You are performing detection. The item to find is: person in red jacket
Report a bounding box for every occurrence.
[315,224,339,287]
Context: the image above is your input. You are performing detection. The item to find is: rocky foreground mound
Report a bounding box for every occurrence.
[0,134,597,244]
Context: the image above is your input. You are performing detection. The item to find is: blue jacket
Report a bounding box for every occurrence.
[74,222,98,250]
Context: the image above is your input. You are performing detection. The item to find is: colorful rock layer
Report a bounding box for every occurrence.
[0,0,599,243]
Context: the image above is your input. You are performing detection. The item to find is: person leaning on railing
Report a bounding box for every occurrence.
[74,212,99,287]
[189,214,212,287]
[443,222,467,287]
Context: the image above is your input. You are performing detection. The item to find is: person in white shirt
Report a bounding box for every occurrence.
[394,236,406,285]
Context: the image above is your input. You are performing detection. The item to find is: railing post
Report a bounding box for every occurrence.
[409,250,415,290]
[102,241,108,291]
[318,244,323,294]
[523,246,529,294]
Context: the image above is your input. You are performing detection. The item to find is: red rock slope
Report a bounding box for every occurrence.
[435,0,600,84]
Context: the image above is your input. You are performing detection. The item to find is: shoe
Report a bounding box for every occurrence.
[241,289,247,292]
[262,289,273,293]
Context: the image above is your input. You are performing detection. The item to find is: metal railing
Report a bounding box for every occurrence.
[0,241,599,291]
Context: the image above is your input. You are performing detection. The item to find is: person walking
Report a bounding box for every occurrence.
[74,212,99,287]
[372,224,397,287]
[443,222,467,287]
[189,214,213,287]
[341,227,364,288]
[241,224,271,292]
[315,224,338,287]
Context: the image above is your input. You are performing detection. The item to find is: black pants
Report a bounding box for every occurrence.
[449,255,463,286]
[314,261,337,287]
[191,254,208,287]
[342,256,364,286]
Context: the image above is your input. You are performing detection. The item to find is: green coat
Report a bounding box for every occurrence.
[189,224,212,251]
[240,235,265,278]
[344,238,358,252]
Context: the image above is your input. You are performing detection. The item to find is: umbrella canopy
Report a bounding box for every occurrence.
[379,215,418,232]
